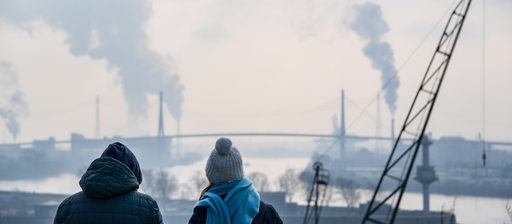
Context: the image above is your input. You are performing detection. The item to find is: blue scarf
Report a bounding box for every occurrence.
[195,177,260,224]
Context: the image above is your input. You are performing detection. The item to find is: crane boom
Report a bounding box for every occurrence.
[361,1,472,223]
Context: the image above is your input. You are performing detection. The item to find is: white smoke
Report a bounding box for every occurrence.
[0,0,184,122]
[0,61,28,141]
[350,2,400,115]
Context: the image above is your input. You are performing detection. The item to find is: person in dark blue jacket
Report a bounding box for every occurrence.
[54,142,163,224]
[188,137,283,224]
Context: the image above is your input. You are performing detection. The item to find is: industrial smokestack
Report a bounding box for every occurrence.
[176,119,181,157]
[391,117,395,150]
[95,95,100,139]
[340,89,346,137]
[158,91,164,137]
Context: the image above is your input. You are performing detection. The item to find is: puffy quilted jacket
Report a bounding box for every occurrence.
[54,157,163,224]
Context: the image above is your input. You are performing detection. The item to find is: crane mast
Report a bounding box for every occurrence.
[361,1,472,223]
[303,162,330,224]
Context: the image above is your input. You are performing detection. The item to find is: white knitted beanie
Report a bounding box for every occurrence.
[205,137,244,184]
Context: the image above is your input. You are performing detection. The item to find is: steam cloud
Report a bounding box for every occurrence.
[350,2,399,115]
[0,61,28,140]
[0,0,184,122]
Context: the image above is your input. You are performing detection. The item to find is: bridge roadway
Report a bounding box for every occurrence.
[4,132,393,148]
[2,132,512,148]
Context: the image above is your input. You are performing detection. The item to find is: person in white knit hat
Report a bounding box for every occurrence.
[188,137,283,224]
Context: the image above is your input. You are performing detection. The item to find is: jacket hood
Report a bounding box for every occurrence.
[79,157,140,199]
[101,142,143,184]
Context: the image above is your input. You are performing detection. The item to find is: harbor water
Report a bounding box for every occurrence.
[0,156,510,224]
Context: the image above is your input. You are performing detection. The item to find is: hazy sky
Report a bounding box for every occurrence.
[0,0,510,143]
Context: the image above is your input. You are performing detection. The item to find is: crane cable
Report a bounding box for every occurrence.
[481,0,487,168]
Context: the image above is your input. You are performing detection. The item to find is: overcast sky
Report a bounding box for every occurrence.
[0,0,510,144]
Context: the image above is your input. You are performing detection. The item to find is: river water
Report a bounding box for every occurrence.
[0,157,509,224]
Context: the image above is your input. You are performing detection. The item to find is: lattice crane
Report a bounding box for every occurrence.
[361,0,472,223]
[303,161,330,224]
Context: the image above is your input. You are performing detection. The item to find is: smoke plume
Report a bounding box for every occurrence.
[0,0,184,122]
[0,61,28,140]
[350,2,399,115]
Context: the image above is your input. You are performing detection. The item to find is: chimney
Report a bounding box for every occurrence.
[391,117,395,150]
[157,91,164,137]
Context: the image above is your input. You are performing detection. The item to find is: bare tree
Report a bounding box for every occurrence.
[154,170,178,200]
[336,177,361,208]
[248,171,270,192]
[178,183,195,199]
[278,169,300,203]
[362,181,376,200]
[323,185,335,207]
[140,169,156,194]
[506,200,512,223]
[191,170,208,190]
[190,170,208,199]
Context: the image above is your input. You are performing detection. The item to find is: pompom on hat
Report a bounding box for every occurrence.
[205,137,244,184]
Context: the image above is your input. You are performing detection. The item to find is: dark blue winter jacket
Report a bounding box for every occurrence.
[53,156,163,224]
